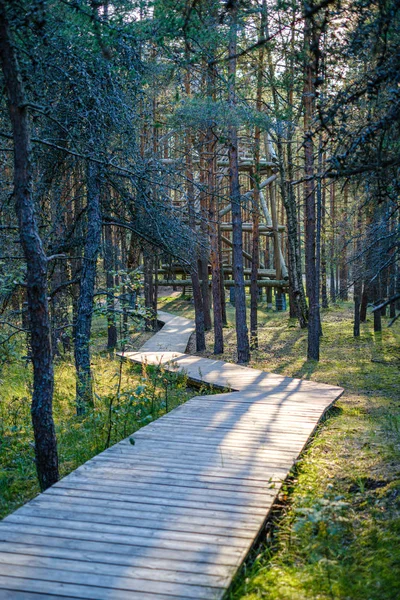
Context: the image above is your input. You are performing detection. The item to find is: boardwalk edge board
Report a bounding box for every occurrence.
[0,310,343,600]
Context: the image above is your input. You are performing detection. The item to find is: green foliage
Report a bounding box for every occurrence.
[159,296,400,600]
[0,343,198,518]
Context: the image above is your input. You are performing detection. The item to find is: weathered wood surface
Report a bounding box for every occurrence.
[0,311,343,599]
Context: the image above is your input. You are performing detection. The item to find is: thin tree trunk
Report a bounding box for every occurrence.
[228,0,250,363]
[206,58,224,354]
[250,4,266,349]
[104,224,117,351]
[266,6,307,328]
[353,210,362,337]
[360,282,369,322]
[185,61,206,352]
[74,161,102,415]
[250,172,260,349]
[329,181,336,303]
[218,226,228,327]
[339,183,349,300]
[303,12,320,360]
[199,130,212,331]
[0,2,58,489]
[321,158,328,309]
[143,244,156,330]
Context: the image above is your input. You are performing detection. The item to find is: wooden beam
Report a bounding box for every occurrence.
[219,173,278,218]
[156,279,288,288]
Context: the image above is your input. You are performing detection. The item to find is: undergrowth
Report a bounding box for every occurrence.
[0,317,207,518]
[159,294,400,600]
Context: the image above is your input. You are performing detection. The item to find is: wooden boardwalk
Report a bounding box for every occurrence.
[0,311,343,599]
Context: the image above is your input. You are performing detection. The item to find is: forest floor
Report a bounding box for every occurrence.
[0,317,202,519]
[158,293,400,600]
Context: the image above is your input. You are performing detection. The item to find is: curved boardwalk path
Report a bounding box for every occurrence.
[0,311,343,600]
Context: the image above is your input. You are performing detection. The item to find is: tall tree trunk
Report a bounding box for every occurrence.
[218,226,228,327]
[316,137,323,337]
[353,209,362,337]
[360,281,369,322]
[250,174,260,349]
[228,0,250,363]
[250,3,266,349]
[104,223,117,351]
[339,183,349,300]
[74,161,102,415]
[266,5,307,328]
[329,181,336,303]
[206,58,224,354]
[303,11,320,360]
[286,141,308,327]
[321,159,328,309]
[143,244,156,331]
[198,129,212,332]
[185,61,206,351]
[0,2,58,489]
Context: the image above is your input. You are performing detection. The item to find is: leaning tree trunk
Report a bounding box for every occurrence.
[0,2,59,489]
[228,0,250,364]
[74,161,102,415]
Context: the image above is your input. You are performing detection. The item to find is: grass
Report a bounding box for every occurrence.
[0,316,203,519]
[158,293,400,600]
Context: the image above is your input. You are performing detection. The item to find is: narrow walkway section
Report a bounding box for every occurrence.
[0,311,343,600]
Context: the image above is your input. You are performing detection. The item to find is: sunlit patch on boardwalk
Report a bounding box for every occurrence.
[0,311,343,599]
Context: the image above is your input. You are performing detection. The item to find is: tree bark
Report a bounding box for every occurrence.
[206,58,224,354]
[266,5,307,328]
[353,209,362,337]
[0,1,59,489]
[360,282,369,322]
[339,183,349,300]
[228,1,250,363]
[199,130,212,331]
[143,244,156,330]
[329,181,336,303]
[250,4,266,349]
[104,224,117,351]
[303,11,320,360]
[74,161,102,415]
[185,61,206,352]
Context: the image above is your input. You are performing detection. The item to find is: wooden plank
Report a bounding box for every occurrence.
[0,591,80,600]
[0,522,245,560]
[0,552,229,591]
[74,463,281,492]
[29,497,264,528]
[64,470,281,500]
[0,575,203,600]
[14,506,258,539]
[3,515,254,548]
[90,455,290,479]
[50,482,271,515]
[0,310,343,599]
[0,532,241,568]
[0,541,235,578]
[104,449,296,469]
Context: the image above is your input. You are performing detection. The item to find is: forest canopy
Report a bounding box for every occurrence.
[0,0,399,502]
